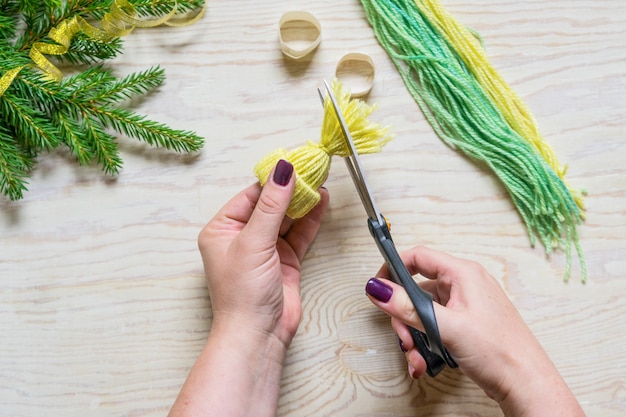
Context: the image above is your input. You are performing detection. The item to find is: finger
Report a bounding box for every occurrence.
[279,216,295,237]
[365,277,450,335]
[398,246,470,281]
[207,184,262,231]
[407,348,428,379]
[373,246,458,288]
[375,247,458,306]
[392,318,427,379]
[374,264,446,304]
[418,280,450,305]
[375,262,390,279]
[392,317,414,350]
[284,187,329,261]
[198,184,262,254]
[244,159,295,246]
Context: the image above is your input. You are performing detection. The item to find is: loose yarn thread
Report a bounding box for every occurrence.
[254,79,393,219]
[360,0,585,280]
[413,0,585,211]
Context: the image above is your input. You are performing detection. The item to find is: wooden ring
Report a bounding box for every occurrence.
[335,53,376,98]
[278,11,322,60]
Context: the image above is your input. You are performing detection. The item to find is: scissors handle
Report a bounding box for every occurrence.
[368,217,457,377]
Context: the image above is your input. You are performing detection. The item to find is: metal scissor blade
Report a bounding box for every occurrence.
[320,80,385,226]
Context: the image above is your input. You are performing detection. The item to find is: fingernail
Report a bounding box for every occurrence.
[365,278,393,303]
[399,338,407,353]
[273,159,293,186]
[408,363,418,379]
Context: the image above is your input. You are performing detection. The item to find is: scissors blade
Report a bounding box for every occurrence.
[320,80,386,227]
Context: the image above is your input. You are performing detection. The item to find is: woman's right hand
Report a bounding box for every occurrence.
[365,246,585,417]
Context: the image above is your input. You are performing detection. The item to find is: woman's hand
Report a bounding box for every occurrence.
[198,159,328,347]
[365,246,585,417]
[169,160,329,417]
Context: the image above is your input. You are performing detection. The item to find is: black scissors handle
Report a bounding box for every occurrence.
[368,217,457,377]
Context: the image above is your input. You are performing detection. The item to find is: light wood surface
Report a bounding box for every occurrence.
[1,1,625,416]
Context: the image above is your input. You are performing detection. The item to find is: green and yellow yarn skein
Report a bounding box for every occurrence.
[254,80,393,219]
[360,0,586,280]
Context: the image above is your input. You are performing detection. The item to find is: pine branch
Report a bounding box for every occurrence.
[81,109,122,174]
[0,92,61,150]
[0,125,31,201]
[19,0,62,17]
[17,0,42,18]
[0,4,19,45]
[0,0,206,200]
[8,63,61,114]
[132,0,205,16]
[60,33,124,64]
[92,105,203,153]
[54,110,94,166]
[89,66,165,104]
[61,66,118,101]
[85,0,205,21]
[15,5,55,50]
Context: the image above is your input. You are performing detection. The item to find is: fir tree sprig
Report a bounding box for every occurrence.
[0,0,205,200]
[61,33,124,65]
[0,125,32,201]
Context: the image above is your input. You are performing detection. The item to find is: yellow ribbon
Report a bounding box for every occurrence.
[0,67,22,96]
[0,0,205,95]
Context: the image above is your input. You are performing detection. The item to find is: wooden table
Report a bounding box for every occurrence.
[2,1,624,415]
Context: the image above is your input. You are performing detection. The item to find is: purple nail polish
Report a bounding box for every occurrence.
[273,159,293,186]
[366,278,393,303]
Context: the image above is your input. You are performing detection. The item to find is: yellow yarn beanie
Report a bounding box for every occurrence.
[254,79,393,218]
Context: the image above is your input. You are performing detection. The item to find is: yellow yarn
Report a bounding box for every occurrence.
[254,79,393,218]
[414,0,585,213]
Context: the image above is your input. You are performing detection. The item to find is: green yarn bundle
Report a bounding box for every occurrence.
[360,0,585,280]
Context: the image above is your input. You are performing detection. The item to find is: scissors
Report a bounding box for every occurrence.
[319,80,457,377]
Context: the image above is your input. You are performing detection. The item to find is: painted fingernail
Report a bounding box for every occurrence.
[273,159,293,186]
[399,338,407,353]
[365,278,393,303]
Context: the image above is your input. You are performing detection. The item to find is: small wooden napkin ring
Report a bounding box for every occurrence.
[335,52,376,98]
[279,11,322,60]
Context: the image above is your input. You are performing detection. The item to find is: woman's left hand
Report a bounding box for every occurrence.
[198,159,329,348]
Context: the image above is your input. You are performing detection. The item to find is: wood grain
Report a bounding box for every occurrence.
[1,0,625,416]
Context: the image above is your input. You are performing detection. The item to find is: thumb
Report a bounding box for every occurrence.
[245,159,295,244]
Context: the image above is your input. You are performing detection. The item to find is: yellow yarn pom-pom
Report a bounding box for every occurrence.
[254,79,393,218]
